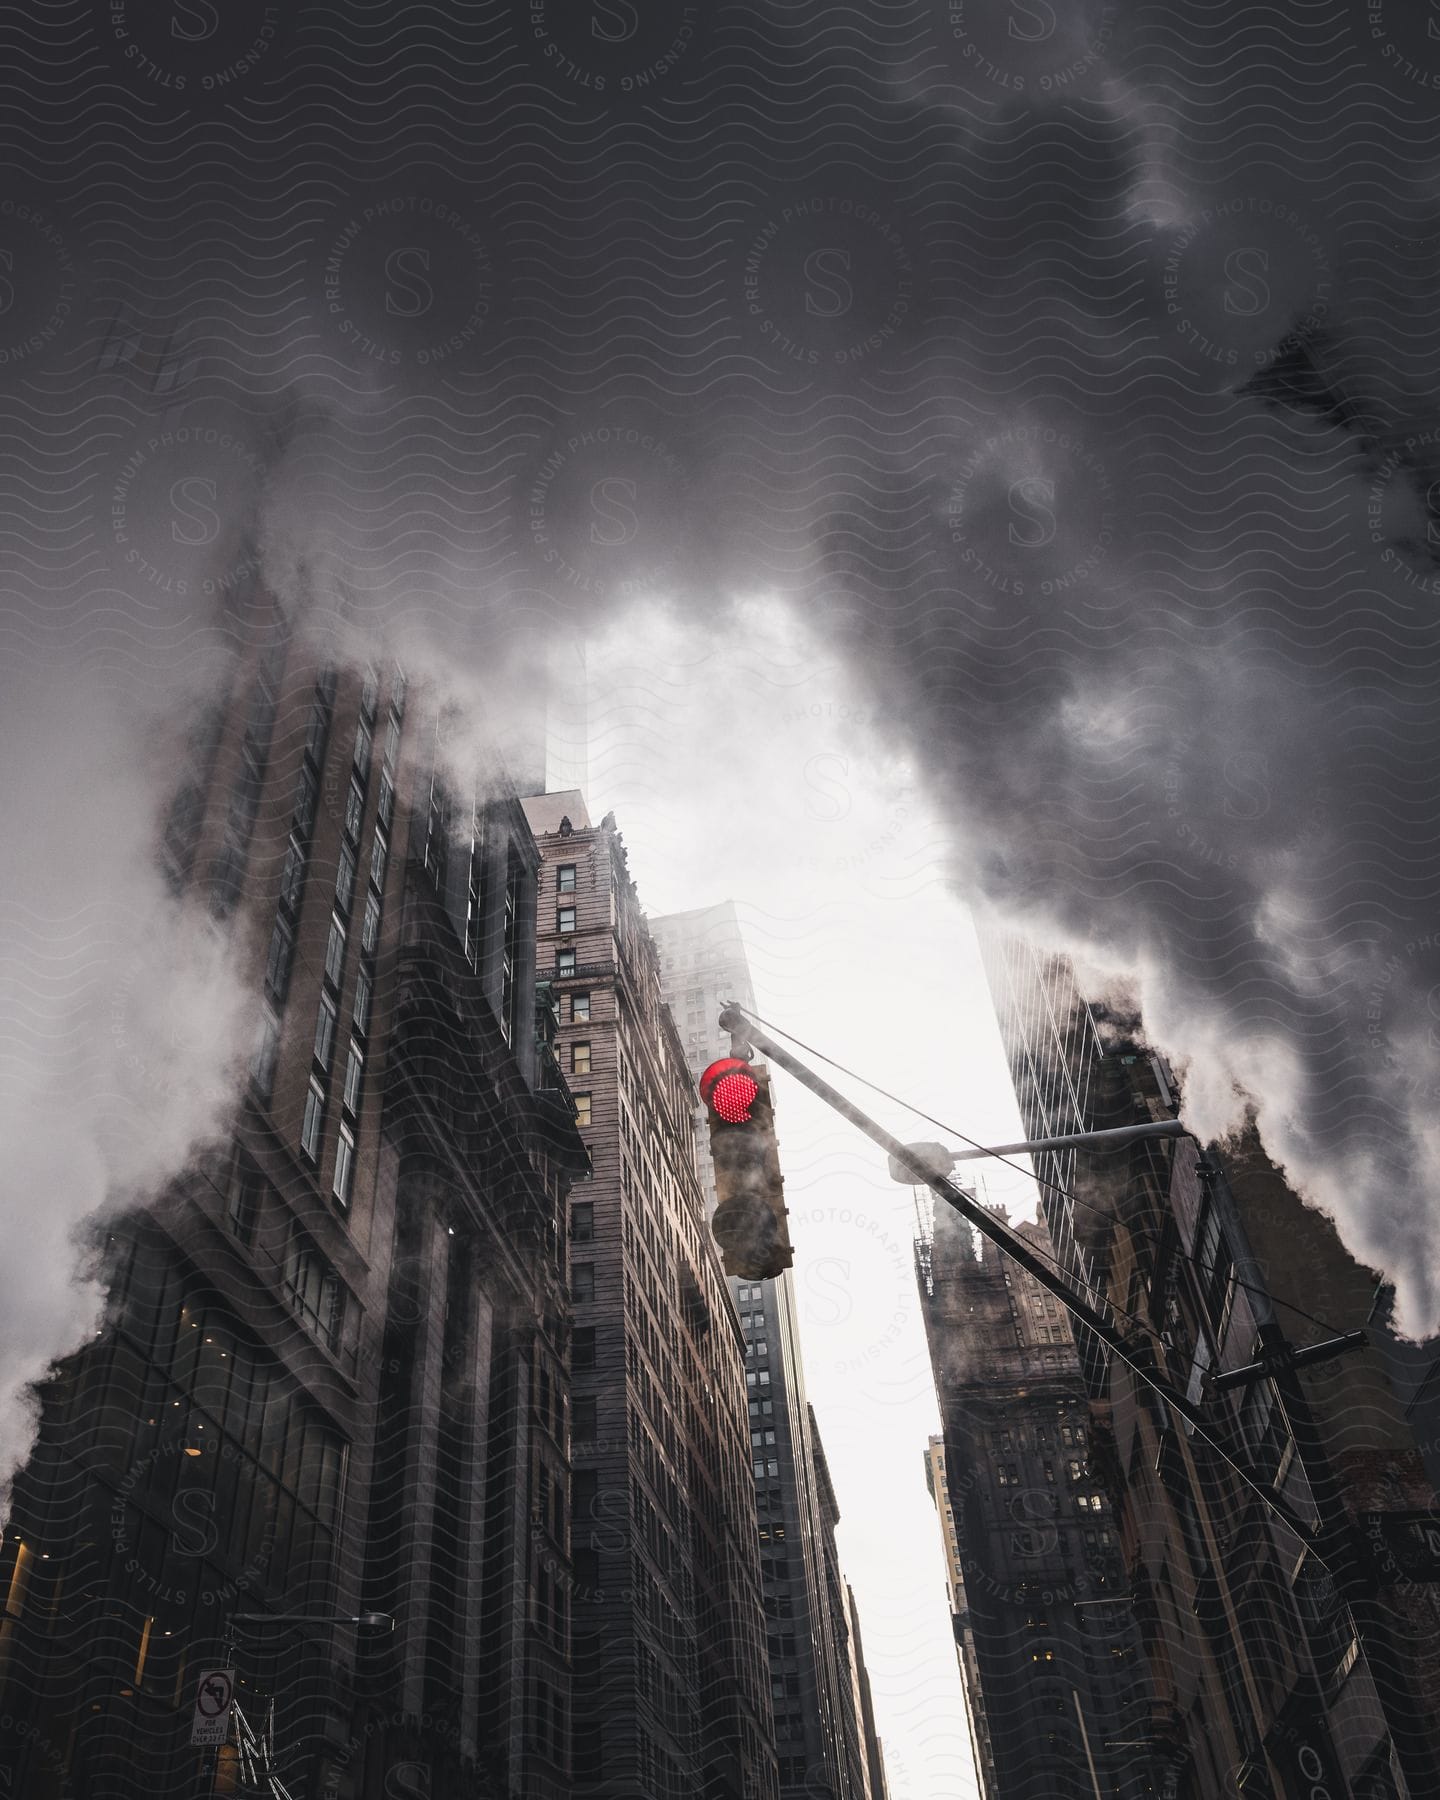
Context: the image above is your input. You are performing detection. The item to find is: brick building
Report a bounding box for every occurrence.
[0,593,587,1798]
[979,932,1440,1800]
[519,797,776,1800]
[915,1188,1154,1800]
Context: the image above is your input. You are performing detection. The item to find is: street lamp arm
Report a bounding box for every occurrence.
[946,1119,1189,1163]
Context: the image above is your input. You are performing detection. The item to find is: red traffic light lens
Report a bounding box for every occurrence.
[711,1071,759,1124]
[700,1057,760,1124]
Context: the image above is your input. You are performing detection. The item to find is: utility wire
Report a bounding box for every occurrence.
[733,1005,1355,1345]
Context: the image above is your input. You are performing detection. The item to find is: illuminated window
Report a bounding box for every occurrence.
[571,992,591,1022]
[573,1093,591,1128]
[572,1042,591,1076]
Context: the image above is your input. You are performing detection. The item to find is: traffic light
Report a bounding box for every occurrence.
[699,1055,793,1280]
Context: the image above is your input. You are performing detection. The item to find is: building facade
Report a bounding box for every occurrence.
[915,1188,1154,1800]
[650,902,887,1800]
[0,593,587,1799]
[978,930,1440,1800]
[519,799,776,1800]
[923,1434,996,1800]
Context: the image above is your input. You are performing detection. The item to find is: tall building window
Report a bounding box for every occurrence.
[571,1264,594,1303]
[284,1227,343,1350]
[369,830,388,893]
[571,1041,591,1076]
[570,1201,594,1242]
[571,992,590,1022]
[572,1327,596,1370]
[573,1395,597,1440]
[352,963,373,1036]
[344,778,364,842]
[313,994,338,1071]
[500,856,520,1043]
[377,770,395,830]
[264,917,295,1003]
[353,718,373,773]
[333,1123,356,1211]
[250,1006,280,1100]
[573,1093,592,1128]
[361,892,381,955]
[301,1076,325,1161]
[557,948,576,977]
[227,1151,263,1247]
[360,668,379,720]
[557,906,576,934]
[557,863,576,892]
[334,844,356,914]
[293,763,319,839]
[305,675,332,756]
[279,832,306,914]
[324,913,347,988]
[342,1042,364,1115]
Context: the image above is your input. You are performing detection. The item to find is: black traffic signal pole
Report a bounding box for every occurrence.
[716,1005,1327,1564]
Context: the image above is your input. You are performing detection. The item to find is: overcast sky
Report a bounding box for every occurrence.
[5,3,1440,1793]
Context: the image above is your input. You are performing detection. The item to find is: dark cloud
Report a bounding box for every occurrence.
[3,0,1440,1505]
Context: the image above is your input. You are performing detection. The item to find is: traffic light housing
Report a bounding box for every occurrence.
[699,1056,793,1280]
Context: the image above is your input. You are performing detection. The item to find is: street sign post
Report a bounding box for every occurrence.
[189,1667,236,1748]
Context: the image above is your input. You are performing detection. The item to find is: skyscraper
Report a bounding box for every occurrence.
[978,929,1440,1800]
[923,1434,996,1800]
[650,901,886,1800]
[520,801,776,1800]
[0,595,589,1799]
[914,1186,1153,1800]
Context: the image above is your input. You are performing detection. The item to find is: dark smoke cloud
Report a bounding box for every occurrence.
[4,0,1440,1511]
